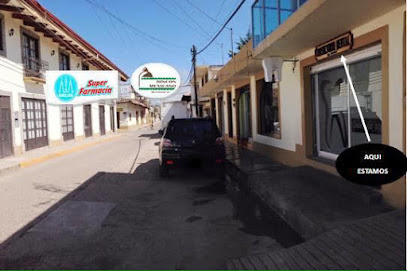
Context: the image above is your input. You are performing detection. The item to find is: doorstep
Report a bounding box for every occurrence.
[0,133,122,176]
[224,142,393,241]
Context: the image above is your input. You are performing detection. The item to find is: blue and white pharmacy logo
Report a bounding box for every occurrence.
[54,74,78,102]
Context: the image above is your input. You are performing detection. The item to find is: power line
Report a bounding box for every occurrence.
[171,0,212,38]
[184,0,236,36]
[184,0,237,40]
[84,0,165,48]
[208,0,227,33]
[151,0,211,45]
[197,0,247,55]
[184,0,222,26]
[186,65,194,83]
[84,0,187,49]
[92,0,144,63]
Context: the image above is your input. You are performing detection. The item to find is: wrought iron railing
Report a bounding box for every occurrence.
[22,55,49,79]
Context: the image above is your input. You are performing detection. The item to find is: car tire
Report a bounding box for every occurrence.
[159,164,169,177]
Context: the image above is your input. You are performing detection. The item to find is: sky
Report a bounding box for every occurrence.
[37,0,253,84]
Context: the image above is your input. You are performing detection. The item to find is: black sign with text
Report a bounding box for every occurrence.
[336,143,407,186]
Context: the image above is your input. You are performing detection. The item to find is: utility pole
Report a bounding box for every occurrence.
[191,45,199,117]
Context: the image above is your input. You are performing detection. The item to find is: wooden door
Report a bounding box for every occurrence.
[83,105,92,138]
[22,98,48,151]
[61,105,74,141]
[99,105,105,136]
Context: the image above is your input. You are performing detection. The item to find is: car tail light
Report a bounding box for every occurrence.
[166,160,174,165]
[162,138,172,147]
[216,137,224,146]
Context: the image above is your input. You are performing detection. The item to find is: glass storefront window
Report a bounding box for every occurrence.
[259,81,281,137]
[315,66,349,156]
[312,54,382,160]
[349,56,382,146]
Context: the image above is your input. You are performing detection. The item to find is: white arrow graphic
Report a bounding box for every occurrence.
[341,55,371,142]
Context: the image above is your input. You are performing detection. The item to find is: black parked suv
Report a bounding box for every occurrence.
[158,118,225,177]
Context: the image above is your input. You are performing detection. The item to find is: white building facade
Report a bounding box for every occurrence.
[191,65,223,118]
[200,0,406,208]
[0,0,128,159]
[160,93,191,129]
[116,84,150,130]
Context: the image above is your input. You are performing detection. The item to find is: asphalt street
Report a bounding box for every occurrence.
[0,127,282,269]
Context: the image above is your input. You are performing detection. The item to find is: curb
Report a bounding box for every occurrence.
[0,164,20,177]
[117,123,152,133]
[19,135,122,168]
[2,135,122,170]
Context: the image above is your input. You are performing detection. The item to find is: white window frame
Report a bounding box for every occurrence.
[312,44,382,160]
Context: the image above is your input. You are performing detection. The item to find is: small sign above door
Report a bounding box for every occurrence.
[315,32,353,61]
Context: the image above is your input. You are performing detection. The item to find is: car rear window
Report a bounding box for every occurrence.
[165,120,220,138]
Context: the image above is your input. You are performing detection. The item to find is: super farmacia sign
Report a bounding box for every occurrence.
[46,71,119,105]
[131,63,181,99]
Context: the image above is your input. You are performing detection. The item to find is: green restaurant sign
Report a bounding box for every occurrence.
[131,63,181,99]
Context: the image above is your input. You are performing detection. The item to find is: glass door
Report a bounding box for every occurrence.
[22,98,48,151]
[314,67,349,159]
[61,105,74,141]
[238,90,251,140]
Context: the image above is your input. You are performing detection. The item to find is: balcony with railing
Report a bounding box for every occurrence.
[251,0,403,60]
[252,0,308,48]
[22,55,49,82]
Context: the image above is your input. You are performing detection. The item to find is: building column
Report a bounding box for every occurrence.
[113,103,118,131]
[104,104,110,133]
[249,75,258,138]
[215,92,220,129]
[48,104,63,147]
[91,103,100,137]
[231,85,238,139]
[74,105,85,141]
[223,89,229,136]
[13,93,23,155]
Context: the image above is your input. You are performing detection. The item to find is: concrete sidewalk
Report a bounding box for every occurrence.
[0,133,122,176]
[224,143,404,269]
[228,209,405,270]
[225,143,394,239]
